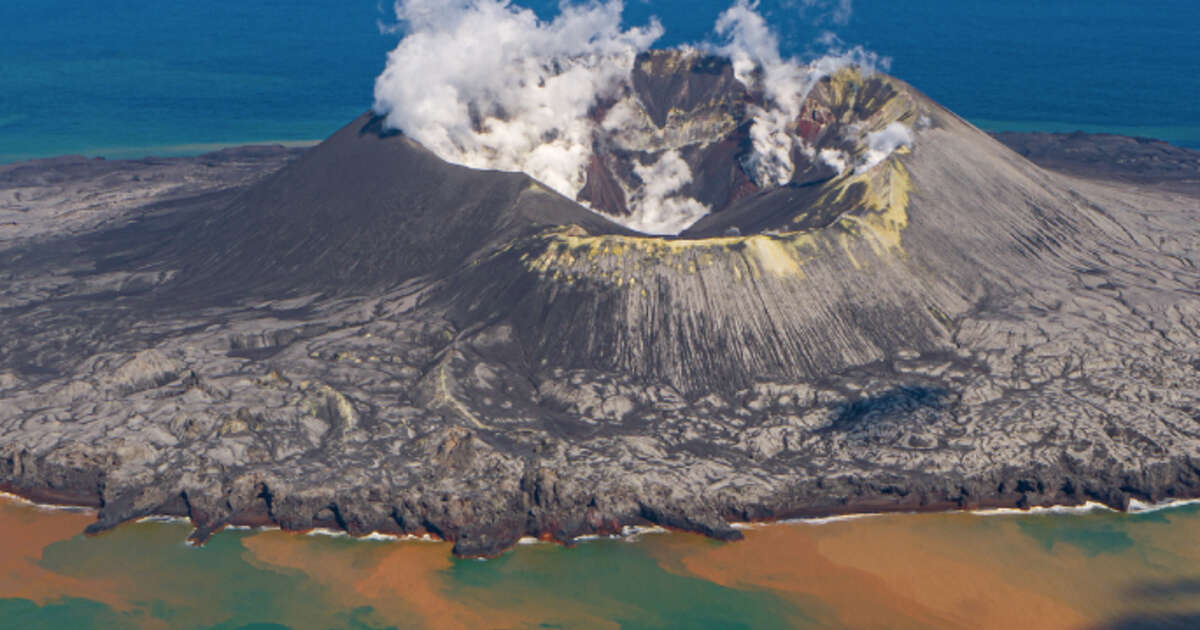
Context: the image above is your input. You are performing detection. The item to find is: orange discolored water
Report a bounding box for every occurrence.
[1,494,1198,629]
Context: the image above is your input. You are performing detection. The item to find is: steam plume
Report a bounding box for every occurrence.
[858,122,914,173]
[713,1,890,186]
[629,150,710,234]
[373,0,909,235]
[373,0,662,197]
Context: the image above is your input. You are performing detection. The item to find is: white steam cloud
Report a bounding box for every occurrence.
[373,0,662,197]
[373,0,906,235]
[714,2,812,187]
[713,1,890,186]
[857,122,913,173]
[629,150,710,234]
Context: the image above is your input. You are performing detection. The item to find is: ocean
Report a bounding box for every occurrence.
[3,494,1200,629]
[1,0,1198,163]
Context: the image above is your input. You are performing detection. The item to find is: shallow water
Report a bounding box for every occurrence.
[2,495,1198,629]
[1,0,1197,163]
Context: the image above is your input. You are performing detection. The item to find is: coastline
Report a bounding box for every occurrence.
[5,486,1198,630]
[1,125,1196,172]
[2,125,1199,559]
[0,138,322,166]
[1,122,1195,167]
[4,484,1199,557]
[975,119,1200,151]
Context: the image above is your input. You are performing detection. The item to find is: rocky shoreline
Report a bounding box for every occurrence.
[4,416,1200,557]
[3,455,1199,557]
[3,89,1200,558]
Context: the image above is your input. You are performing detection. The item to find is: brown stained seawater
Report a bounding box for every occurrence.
[1,494,1199,629]
[0,498,127,611]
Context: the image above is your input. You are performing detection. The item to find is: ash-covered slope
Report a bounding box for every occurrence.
[2,61,1200,557]
[437,66,1136,394]
[172,114,629,298]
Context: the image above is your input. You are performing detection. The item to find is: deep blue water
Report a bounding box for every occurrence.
[1,0,1197,163]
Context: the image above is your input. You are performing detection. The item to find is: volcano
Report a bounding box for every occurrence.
[2,53,1200,556]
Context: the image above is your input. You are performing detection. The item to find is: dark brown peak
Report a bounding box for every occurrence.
[795,99,837,145]
[631,49,745,128]
[634,48,733,78]
[577,154,629,216]
[678,134,759,215]
[850,77,902,120]
[808,72,906,125]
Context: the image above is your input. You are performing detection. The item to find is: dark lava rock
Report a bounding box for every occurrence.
[992,130,1200,192]
[3,63,1200,557]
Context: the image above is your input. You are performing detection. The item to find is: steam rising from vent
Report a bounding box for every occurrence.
[373,0,911,235]
[858,122,914,173]
[373,0,662,198]
[629,150,710,234]
[713,1,889,187]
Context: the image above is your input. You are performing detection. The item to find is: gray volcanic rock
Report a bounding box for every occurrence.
[3,66,1200,557]
[0,145,304,244]
[991,130,1200,192]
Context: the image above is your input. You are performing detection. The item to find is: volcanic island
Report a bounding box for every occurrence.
[3,53,1200,556]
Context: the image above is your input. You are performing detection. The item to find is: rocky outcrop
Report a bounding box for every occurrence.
[2,66,1200,557]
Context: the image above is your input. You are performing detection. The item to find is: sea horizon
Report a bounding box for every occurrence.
[4,119,1198,167]
[3,0,1199,164]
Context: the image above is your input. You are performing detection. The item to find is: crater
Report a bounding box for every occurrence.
[580,52,921,237]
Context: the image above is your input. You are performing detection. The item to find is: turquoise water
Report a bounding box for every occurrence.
[2,497,1199,629]
[0,0,386,162]
[1,0,1198,163]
